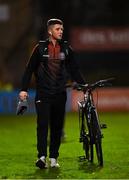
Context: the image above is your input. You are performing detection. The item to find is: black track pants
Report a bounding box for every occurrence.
[35,92,66,158]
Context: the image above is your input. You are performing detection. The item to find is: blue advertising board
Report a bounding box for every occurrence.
[0,89,71,114]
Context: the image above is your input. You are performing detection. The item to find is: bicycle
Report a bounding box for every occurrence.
[72,78,113,166]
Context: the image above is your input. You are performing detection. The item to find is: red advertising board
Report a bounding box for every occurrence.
[71,88,129,112]
[70,27,129,51]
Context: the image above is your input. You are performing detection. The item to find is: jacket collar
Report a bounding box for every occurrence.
[45,38,64,45]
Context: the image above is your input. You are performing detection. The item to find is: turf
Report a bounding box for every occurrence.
[0,112,129,179]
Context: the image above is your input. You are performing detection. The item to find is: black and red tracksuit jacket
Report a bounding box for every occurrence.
[21,39,85,97]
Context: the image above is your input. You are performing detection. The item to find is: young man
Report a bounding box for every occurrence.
[19,18,85,168]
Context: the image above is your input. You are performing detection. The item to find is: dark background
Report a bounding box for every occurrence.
[0,0,129,89]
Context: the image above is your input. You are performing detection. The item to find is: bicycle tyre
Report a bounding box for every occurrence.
[83,137,93,162]
[91,108,103,166]
[83,114,94,163]
[88,143,93,162]
[95,139,103,166]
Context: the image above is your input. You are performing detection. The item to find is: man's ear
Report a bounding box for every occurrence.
[48,31,52,35]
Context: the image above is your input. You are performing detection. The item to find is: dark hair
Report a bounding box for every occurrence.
[47,18,63,27]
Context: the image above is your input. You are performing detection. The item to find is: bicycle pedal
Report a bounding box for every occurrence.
[100,123,107,129]
[78,156,86,161]
[79,137,83,142]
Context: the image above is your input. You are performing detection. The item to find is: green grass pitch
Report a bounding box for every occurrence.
[0,112,129,179]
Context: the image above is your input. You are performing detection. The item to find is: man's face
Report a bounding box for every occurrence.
[49,24,64,40]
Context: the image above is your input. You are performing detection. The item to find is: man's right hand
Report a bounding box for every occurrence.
[19,91,28,100]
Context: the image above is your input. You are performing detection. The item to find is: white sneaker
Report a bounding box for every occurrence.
[50,158,60,168]
[36,156,48,169]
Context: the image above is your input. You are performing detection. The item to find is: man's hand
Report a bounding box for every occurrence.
[19,91,28,100]
[16,91,28,115]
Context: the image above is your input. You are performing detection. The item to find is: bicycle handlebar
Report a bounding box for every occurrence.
[71,77,115,92]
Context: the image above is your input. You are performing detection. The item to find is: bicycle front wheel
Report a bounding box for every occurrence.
[88,143,93,162]
[83,138,93,162]
[95,139,103,166]
[92,109,103,166]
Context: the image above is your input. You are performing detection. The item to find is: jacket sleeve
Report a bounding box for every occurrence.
[66,46,86,84]
[21,44,39,91]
